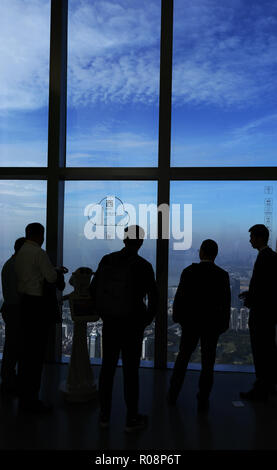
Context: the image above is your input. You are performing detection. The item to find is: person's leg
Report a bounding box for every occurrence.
[168,328,199,402]
[198,332,219,400]
[18,296,49,405]
[250,317,277,392]
[248,313,264,388]
[1,306,20,389]
[121,326,144,420]
[98,321,121,420]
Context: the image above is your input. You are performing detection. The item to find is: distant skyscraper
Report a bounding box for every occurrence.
[230,307,239,330]
[239,308,249,330]
[142,336,154,361]
[230,277,240,308]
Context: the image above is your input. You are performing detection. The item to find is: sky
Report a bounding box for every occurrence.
[0,1,277,291]
[1,0,277,166]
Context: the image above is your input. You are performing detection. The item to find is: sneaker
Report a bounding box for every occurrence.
[166,391,177,406]
[196,393,209,412]
[99,413,110,429]
[125,414,148,433]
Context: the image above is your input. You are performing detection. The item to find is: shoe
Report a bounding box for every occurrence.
[19,400,53,414]
[125,414,148,433]
[240,389,268,402]
[99,413,110,429]
[166,391,177,406]
[196,393,209,412]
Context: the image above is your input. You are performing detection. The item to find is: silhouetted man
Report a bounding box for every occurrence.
[1,237,26,393]
[90,225,158,432]
[240,224,277,401]
[168,239,231,411]
[15,223,60,413]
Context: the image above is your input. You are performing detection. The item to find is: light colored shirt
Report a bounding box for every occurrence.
[1,255,20,305]
[15,240,57,296]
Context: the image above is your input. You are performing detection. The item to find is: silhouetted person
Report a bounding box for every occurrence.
[89,225,158,432]
[240,224,277,401]
[167,239,231,411]
[15,223,65,413]
[0,237,26,393]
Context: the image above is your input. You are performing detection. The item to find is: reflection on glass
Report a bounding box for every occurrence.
[0,0,50,166]
[171,0,277,166]
[0,180,47,353]
[168,181,277,367]
[66,0,161,167]
[62,181,157,363]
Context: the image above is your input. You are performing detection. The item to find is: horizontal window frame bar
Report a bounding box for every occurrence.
[1,166,277,181]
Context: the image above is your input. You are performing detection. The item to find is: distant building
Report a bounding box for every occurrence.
[142,335,155,361]
[89,328,102,359]
[230,277,240,308]
[239,308,249,330]
[230,307,239,330]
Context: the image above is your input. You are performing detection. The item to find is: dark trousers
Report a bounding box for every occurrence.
[18,295,50,404]
[169,327,220,400]
[99,320,144,419]
[249,309,277,390]
[1,305,20,387]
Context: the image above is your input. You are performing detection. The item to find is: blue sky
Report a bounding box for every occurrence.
[1,0,277,166]
[0,1,277,292]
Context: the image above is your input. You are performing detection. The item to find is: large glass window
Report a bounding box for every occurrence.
[0,0,50,166]
[66,0,161,167]
[62,181,157,363]
[171,0,277,167]
[168,181,277,368]
[0,180,47,353]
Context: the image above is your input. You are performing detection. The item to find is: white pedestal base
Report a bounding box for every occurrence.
[60,380,98,403]
[61,321,98,403]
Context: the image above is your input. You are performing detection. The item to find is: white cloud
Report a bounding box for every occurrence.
[0,142,47,166]
[0,0,50,111]
[1,0,277,113]
[172,0,277,107]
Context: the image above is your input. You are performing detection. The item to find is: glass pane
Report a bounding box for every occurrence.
[168,181,277,368]
[0,0,50,166]
[62,181,157,363]
[66,0,161,167]
[171,0,277,166]
[0,180,47,353]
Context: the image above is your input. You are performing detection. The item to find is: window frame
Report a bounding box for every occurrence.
[0,0,276,368]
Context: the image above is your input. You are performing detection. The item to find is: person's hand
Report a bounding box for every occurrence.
[56,266,69,274]
[239,291,248,299]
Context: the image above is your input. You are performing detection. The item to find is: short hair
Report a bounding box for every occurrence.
[124,225,145,240]
[249,224,269,242]
[200,239,218,259]
[25,222,44,239]
[14,237,26,254]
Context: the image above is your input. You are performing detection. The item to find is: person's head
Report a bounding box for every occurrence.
[25,223,45,246]
[123,225,145,252]
[14,237,26,254]
[249,224,269,250]
[199,239,218,262]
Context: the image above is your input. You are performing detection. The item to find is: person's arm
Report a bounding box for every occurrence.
[37,250,57,284]
[89,257,107,301]
[144,265,158,325]
[219,272,231,333]
[1,264,7,302]
[172,270,187,324]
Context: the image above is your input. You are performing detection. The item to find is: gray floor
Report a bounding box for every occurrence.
[0,363,277,452]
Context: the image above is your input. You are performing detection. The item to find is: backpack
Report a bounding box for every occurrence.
[95,256,136,317]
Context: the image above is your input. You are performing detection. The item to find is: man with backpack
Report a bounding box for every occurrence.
[89,225,158,432]
[167,239,231,411]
